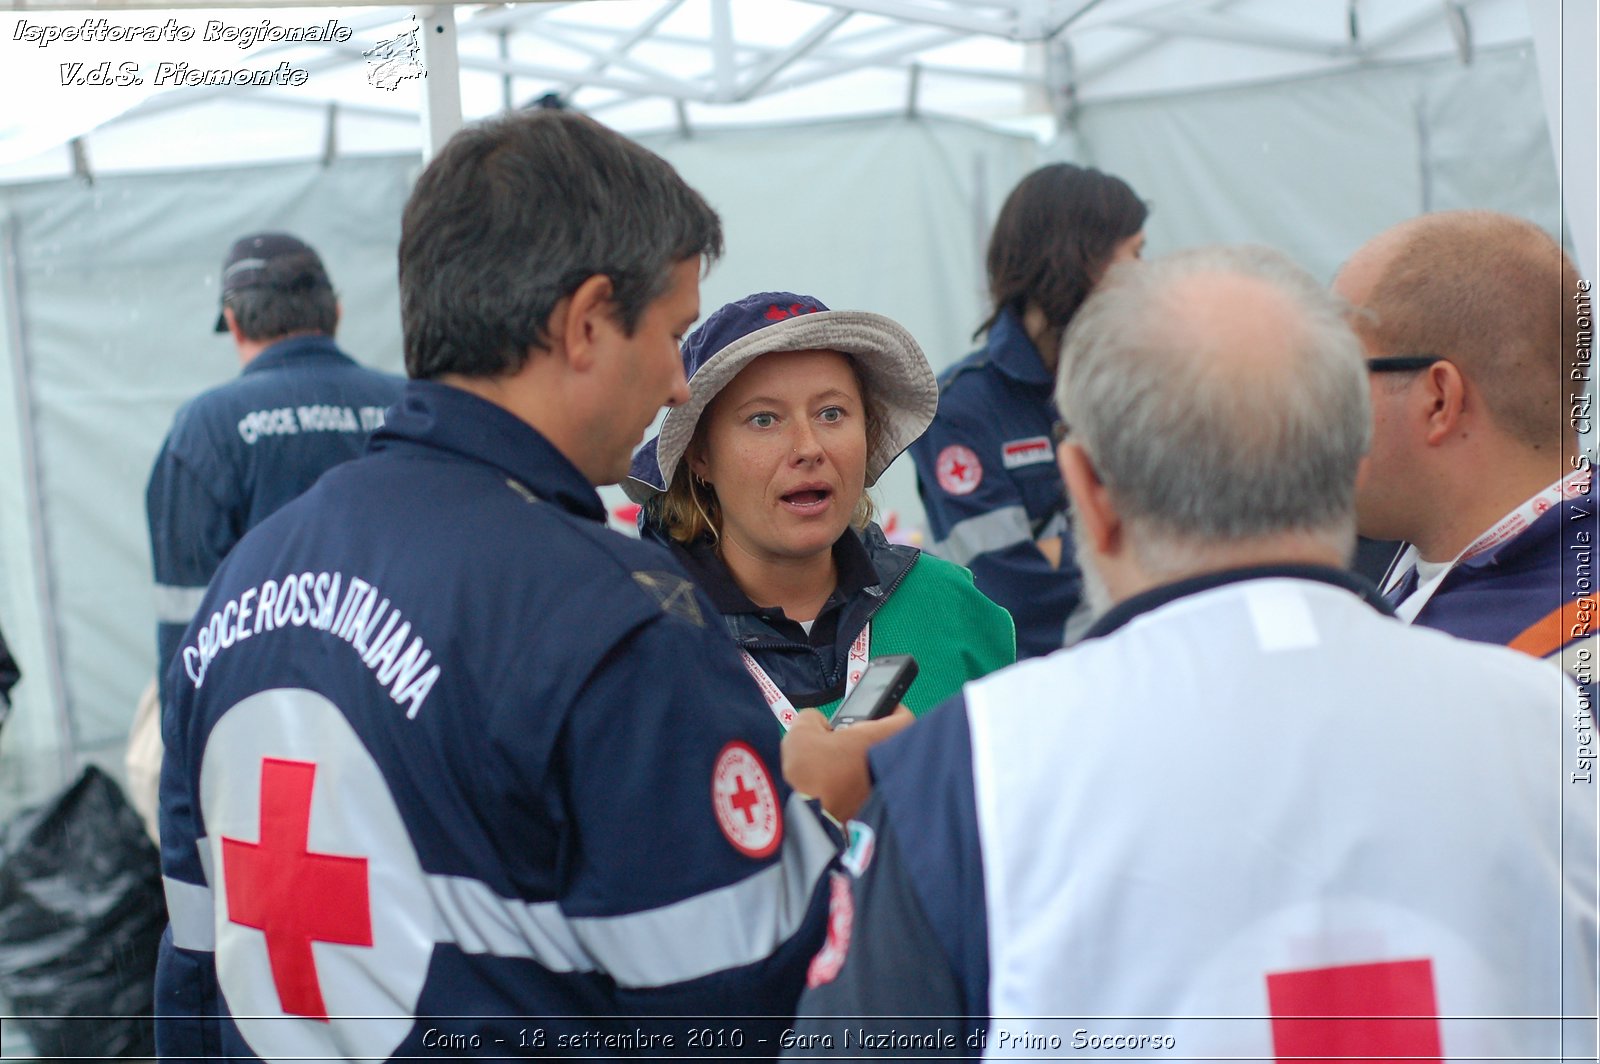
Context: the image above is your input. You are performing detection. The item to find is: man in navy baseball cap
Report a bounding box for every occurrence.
[213,231,334,332]
[146,229,401,778]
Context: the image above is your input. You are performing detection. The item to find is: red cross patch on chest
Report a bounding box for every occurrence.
[936,444,983,495]
[710,741,782,859]
[1267,958,1443,1063]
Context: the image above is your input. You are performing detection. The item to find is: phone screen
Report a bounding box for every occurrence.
[833,655,917,727]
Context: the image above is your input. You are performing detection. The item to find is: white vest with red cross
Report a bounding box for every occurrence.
[963,575,1597,1061]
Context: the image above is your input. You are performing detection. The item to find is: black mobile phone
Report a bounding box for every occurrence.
[832,655,919,728]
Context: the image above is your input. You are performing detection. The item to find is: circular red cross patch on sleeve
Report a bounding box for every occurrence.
[711,741,782,859]
[936,444,983,495]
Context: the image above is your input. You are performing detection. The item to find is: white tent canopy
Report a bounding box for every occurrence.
[0,1,1572,177]
[0,0,1594,815]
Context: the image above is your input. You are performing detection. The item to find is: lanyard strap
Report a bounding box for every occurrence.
[741,623,870,730]
[1456,468,1589,563]
[1384,469,1591,615]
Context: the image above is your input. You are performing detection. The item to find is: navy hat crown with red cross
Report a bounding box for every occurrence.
[678,291,829,381]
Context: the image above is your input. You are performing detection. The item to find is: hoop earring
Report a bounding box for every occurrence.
[689,473,719,544]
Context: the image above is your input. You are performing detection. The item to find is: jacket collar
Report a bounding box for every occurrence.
[242,333,353,375]
[985,307,1054,389]
[673,524,885,619]
[1083,563,1393,642]
[662,523,918,658]
[369,379,606,523]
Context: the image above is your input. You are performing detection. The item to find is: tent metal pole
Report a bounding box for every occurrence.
[813,0,1014,38]
[418,5,463,161]
[0,215,78,786]
[765,27,961,97]
[737,8,852,101]
[457,52,709,100]
[557,0,686,99]
[498,28,513,112]
[521,20,703,96]
[1414,98,1433,214]
[710,0,737,102]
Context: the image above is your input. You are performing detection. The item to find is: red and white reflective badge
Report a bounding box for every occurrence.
[711,741,782,859]
[936,445,983,496]
[806,871,855,988]
[1001,435,1053,470]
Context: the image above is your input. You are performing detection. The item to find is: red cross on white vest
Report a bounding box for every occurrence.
[222,757,374,1020]
[1267,958,1443,1063]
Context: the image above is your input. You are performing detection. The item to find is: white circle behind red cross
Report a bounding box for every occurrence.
[200,688,431,1062]
[935,444,983,496]
[710,741,782,859]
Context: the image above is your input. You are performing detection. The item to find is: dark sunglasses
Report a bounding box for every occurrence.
[1366,354,1444,373]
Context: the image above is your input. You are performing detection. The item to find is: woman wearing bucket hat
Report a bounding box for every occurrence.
[627,291,1015,735]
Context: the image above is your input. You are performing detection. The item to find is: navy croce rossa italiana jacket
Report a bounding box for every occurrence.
[908,309,1085,659]
[146,334,403,714]
[156,381,834,1061]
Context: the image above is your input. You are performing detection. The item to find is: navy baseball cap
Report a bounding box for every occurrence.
[213,232,332,332]
[624,291,938,502]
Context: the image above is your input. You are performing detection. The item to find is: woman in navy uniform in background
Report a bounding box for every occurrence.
[909,164,1147,658]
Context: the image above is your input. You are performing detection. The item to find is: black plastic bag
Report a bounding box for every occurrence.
[0,621,18,736]
[0,765,164,1060]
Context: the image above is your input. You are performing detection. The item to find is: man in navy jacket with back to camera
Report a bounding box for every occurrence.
[146,231,404,717]
[155,111,846,1061]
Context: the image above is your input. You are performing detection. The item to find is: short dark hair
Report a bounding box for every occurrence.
[399,110,724,380]
[979,163,1147,339]
[224,251,338,341]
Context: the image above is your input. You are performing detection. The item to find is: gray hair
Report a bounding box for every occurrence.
[1055,245,1370,571]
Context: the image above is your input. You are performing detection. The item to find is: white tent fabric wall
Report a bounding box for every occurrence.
[1073,44,1563,284]
[0,114,1037,816]
[0,156,415,816]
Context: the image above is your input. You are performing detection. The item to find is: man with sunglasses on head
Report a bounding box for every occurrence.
[1334,210,1595,680]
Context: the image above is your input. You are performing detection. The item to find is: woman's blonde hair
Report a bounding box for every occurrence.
[648,356,883,545]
